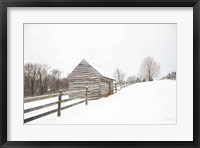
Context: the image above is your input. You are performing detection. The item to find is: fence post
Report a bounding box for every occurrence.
[109,82,111,95]
[115,82,117,93]
[85,86,88,105]
[99,84,101,98]
[57,89,62,117]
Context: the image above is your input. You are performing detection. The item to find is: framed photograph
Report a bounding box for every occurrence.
[0,0,199,147]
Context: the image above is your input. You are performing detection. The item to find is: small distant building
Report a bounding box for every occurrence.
[161,72,176,80]
[67,59,115,99]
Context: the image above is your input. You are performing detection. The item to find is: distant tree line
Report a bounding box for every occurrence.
[113,56,161,87]
[113,69,144,88]
[160,72,176,80]
[24,63,69,97]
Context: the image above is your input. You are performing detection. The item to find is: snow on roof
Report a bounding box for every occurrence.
[83,59,115,80]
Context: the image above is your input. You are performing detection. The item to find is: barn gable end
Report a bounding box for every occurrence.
[67,59,115,99]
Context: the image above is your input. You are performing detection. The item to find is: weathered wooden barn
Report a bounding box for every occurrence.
[67,59,115,99]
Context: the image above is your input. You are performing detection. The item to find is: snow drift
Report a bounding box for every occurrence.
[26,80,176,124]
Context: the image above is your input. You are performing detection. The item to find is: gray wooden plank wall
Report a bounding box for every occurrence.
[68,60,114,99]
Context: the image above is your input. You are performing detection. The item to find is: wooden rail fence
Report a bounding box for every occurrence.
[113,82,126,93]
[24,86,99,123]
[24,83,126,123]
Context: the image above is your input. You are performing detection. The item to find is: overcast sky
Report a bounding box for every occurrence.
[24,24,176,79]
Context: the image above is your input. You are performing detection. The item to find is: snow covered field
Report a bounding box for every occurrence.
[25,80,176,124]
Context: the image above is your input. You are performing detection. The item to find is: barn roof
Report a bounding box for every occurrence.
[83,59,115,80]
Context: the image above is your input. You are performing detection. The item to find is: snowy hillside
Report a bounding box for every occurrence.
[26,80,176,124]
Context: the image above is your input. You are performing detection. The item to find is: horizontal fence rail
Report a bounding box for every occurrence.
[24,83,126,123]
[24,97,79,114]
[24,100,86,123]
[24,86,101,123]
[24,93,60,103]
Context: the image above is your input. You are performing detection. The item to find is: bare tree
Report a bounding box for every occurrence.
[24,62,68,97]
[140,57,160,81]
[113,68,126,89]
[29,64,38,96]
[24,63,33,96]
[60,78,69,92]
[24,63,39,96]
[50,69,62,92]
[36,64,50,95]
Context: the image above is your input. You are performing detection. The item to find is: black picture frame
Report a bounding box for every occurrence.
[0,0,199,147]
